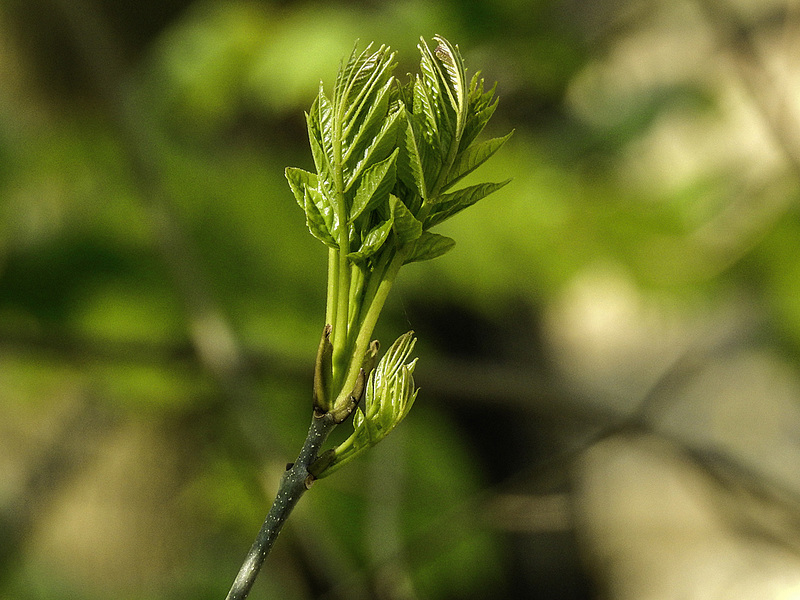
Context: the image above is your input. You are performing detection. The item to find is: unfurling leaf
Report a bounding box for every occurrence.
[289,36,510,255]
[431,35,467,124]
[458,74,499,153]
[425,179,511,229]
[349,148,398,222]
[345,105,403,191]
[443,131,513,192]
[334,44,396,172]
[313,332,418,478]
[396,107,429,201]
[390,195,423,245]
[306,88,335,174]
[347,217,393,263]
[285,167,318,208]
[414,35,471,183]
[342,78,394,168]
[403,231,456,264]
[304,188,338,248]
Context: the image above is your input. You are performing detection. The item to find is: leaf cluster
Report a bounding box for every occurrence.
[289,37,512,477]
[286,36,512,267]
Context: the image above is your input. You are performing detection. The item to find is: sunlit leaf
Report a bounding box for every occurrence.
[285,167,318,208]
[432,35,467,124]
[307,87,335,172]
[334,45,395,152]
[306,111,329,175]
[396,107,429,201]
[347,217,393,263]
[336,45,391,117]
[443,131,513,191]
[334,41,370,105]
[416,36,470,169]
[304,188,337,248]
[417,40,455,143]
[342,78,393,167]
[350,148,398,222]
[425,180,510,228]
[458,76,499,153]
[317,332,418,478]
[345,104,402,192]
[403,231,456,264]
[391,195,423,245]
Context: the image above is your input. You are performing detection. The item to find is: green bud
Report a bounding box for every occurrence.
[313,332,419,478]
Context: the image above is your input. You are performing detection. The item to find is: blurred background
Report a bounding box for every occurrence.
[3,0,800,598]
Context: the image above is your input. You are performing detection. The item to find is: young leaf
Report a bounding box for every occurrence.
[306,111,329,175]
[390,195,423,245]
[334,45,396,153]
[396,107,429,201]
[416,36,472,164]
[366,331,418,425]
[315,332,418,478]
[458,75,499,153]
[303,188,338,248]
[338,45,393,121]
[342,78,394,168]
[431,35,467,124]
[412,74,438,143]
[347,217,393,263]
[349,148,398,222]
[334,42,372,106]
[345,105,402,192]
[403,231,456,264]
[285,167,318,208]
[306,87,335,173]
[417,39,456,146]
[425,180,510,229]
[443,131,513,191]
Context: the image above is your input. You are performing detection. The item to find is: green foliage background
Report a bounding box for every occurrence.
[2,0,800,599]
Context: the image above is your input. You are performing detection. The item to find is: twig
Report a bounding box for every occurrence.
[225,413,338,600]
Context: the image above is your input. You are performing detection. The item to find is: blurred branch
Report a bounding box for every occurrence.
[685,444,800,556]
[484,492,572,533]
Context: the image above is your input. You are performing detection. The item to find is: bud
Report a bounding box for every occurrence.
[312,332,419,478]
